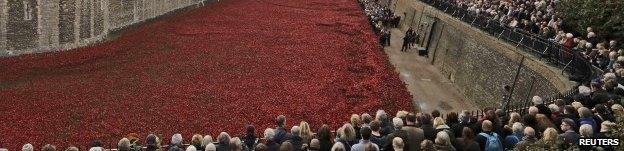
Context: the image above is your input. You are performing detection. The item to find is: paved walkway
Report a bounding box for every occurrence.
[384,28,476,113]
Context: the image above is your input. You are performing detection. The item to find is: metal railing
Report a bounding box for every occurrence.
[418,0,597,113]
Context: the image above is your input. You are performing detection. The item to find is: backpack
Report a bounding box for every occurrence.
[479,132,503,151]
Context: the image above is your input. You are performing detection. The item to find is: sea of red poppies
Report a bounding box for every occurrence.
[0,0,412,149]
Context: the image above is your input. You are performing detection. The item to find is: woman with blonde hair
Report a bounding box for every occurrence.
[351,114,362,140]
[542,128,558,143]
[299,121,313,144]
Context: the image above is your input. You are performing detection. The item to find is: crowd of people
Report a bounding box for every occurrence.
[431,0,621,72]
[358,0,401,46]
[16,89,624,151]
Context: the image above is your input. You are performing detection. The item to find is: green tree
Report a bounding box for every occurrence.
[557,0,624,42]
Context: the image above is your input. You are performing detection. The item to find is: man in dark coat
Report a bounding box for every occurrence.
[384,118,410,151]
[402,114,424,151]
[274,115,289,144]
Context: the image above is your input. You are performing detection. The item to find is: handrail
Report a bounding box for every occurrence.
[416,0,597,113]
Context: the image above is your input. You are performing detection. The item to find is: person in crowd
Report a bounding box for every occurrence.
[275,115,289,144]
[146,134,161,151]
[41,144,56,151]
[264,129,279,151]
[191,134,204,151]
[579,124,595,150]
[503,122,523,150]
[554,105,579,132]
[376,110,394,135]
[118,138,131,151]
[446,112,461,138]
[535,114,554,136]
[66,146,79,151]
[351,127,379,151]
[230,137,243,151]
[22,144,33,151]
[578,107,598,133]
[171,134,183,149]
[542,128,559,145]
[402,113,424,151]
[300,122,314,144]
[433,117,456,146]
[458,110,479,135]
[384,118,409,151]
[419,114,436,141]
[255,144,268,151]
[522,107,539,130]
[206,144,217,151]
[419,140,435,151]
[361,113,373,127]
[454,127,480,151]
[475,120,503,151]
[187,146,197,151]
[401,34,410,52]
[434,132,456,151]
[596,121,616,151]
[369,121,385,148]
[244,125,256,150]
[392,137,404,151]
[331,143,345,151]
[217,132,232,151]
[290,126,304,151]
[308,139,321,151]
[532,96,551,116]
[558,118,580,149]
[318,125,334,151]
[337,124,358,151]
[351,114,363,140]
[203,135,214,151]
[515,127,538,150]
[280,141,295,151]
[548,104,560,120]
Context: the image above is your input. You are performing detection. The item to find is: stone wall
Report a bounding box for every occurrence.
[1,0,210,56]
[394,0,572,108]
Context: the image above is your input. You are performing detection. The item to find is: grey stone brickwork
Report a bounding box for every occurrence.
[1,0,208,56]
[394,0,572,108]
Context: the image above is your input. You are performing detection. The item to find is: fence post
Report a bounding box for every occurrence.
[516,37,524,48]
[503,56,525,112]
[521,76,537,115]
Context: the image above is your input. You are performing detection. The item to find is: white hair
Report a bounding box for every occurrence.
[528,106,539,115]
[579,85,591,96]
[171,134,183,145]
[392,117,404,129]
[186,145,197,151]
[392,137,405,150]
[512,122,524,133]
[205,143,216,151]
[118,138,131,151]
[524,127,536,136]
[580,124,593,137]
[588,32,595,38]
[291,126,300,136]
[331,142,345,151]
[566,33,574,38]
[435,131,451,146]
[202,135,213,147]
[22,144,33,151]
[89,147,103,151]
[217,132,231,144]
[548,104,559,112]
[230,137,242,151]
[376,110,388,120]
[264,128,275,140]
[532,96,543,105]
